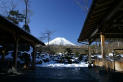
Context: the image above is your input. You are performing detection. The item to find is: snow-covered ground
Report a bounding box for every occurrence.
[2,49,123,68]
[120,54,123,57]
[36,62,88,68]
[5,51,13,60]
[36,53,88,68]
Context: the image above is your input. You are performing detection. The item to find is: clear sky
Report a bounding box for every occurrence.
[16,0,92,45]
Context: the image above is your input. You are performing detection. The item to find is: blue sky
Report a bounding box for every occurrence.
[17,0,92,45]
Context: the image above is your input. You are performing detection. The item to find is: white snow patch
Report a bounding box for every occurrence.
[58,53,63,55]
[109,53,113,56]
[120,54,123,57]
[43,54,50,59]
[97,55,102,58]
[36,62,88,68]
[21,46,33,55]
[5,51,13,59]
[27,47,33,54]
[106,57,114,61]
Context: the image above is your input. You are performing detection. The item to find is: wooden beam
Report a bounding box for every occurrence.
[105,0,123,22]
[91,12,106,19]
[93,7,108,15]
[90,28,98,38]
[96,0,113,7]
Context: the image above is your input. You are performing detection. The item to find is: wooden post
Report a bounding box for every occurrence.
[100,32,105,59]
[100,32,106,67]
[1,49,5,62]
[14,39,19,68]
[32,45,36,69]
[88,42,92,68]
[113,51,115,71]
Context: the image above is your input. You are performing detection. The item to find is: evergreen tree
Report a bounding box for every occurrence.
[7,10,25,24]
[23,24,30,33]
[65,48,72,55]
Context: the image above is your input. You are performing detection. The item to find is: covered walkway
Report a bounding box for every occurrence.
[0,15,45,69]
[78,0,123,71]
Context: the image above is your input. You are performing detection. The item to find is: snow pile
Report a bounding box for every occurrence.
[45,37,75,46]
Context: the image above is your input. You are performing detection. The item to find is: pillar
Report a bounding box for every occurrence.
[14,39,19,68]
[1,49,5,62]
[32,45,36,69]
[100,32,105,59]
[88,42,92,68]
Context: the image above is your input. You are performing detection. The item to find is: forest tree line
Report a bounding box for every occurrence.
[37,41,123,56]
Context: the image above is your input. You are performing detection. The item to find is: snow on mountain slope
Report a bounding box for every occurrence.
[45,37,75,46]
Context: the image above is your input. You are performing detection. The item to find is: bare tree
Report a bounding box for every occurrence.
[74,0,89,13]
[40,30,54,46]
[23,0,31,33]
[24,0,28,25]
[45,30,53,46]
[0,0,8,15]
[0,0,17,16]
[40,33,47,41]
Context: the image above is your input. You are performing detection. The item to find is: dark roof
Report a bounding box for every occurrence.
[78,0,123,42]
[0,15,45,46]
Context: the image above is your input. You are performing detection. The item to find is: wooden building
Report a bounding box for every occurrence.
[0,15,45,69]
[78,0,123,71]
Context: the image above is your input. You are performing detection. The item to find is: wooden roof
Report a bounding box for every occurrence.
[0,15,45,46]
[78,0,123,42]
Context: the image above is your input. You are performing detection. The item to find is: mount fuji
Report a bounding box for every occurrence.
[45,37,76,46]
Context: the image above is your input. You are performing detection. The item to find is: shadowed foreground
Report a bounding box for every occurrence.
[0,67,98,82]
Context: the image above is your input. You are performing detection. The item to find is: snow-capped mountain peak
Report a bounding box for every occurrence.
[45,37,75,46]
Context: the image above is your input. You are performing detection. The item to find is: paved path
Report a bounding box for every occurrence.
[0,67,98,82]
